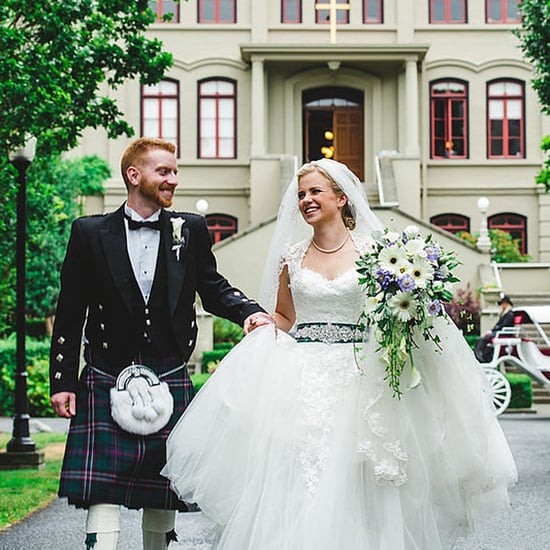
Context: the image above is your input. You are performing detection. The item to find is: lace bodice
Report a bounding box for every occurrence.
[283,236,366,325]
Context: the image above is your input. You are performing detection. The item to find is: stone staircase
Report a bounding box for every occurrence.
[533,382,550,405]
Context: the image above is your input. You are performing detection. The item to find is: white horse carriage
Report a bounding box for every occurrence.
[483,306,550,415]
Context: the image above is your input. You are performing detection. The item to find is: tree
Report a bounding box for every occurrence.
[515,0,550,190]
[0,155,111,337]
[0,0,173,156]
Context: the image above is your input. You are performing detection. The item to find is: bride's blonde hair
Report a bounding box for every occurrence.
[296,163,356,230]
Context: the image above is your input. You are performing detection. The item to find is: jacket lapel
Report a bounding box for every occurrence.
[99,206,136,314]
[163,212,189,318]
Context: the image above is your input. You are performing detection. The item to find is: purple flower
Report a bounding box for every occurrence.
[425,246,440,262]
[398,273,416,292]
[426,299,442,316]
[376,268,394,290]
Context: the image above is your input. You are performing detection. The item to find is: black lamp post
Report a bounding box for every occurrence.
[0,137,44,469]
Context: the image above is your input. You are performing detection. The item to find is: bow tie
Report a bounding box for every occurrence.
[125,216,162,231]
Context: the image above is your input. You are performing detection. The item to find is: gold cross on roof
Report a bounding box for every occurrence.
[315,0,350,44]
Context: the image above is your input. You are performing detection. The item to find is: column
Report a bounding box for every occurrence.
[250,58,266,157]
[404,58,419,157]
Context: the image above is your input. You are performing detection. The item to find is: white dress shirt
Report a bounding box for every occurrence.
[124,204,161,304]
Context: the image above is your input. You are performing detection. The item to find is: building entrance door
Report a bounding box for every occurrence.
[303,87,364,180]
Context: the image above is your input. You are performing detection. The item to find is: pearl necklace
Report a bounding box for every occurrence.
[311,232,349,254]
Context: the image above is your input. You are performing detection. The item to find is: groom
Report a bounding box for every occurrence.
[49,137,269,549]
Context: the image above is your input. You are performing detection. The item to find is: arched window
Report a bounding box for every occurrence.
[141,79,179,151]
[198,78,236,159]
[205,214,238,244]
[430,213,470,234]
[487,79,525,159]
[430,79,468,159]
[489,212,527,254]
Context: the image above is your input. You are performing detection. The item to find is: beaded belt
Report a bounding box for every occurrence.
[294,322,367,344]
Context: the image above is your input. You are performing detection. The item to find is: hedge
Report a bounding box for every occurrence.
[505,372,533,409]
[0,336,52,417]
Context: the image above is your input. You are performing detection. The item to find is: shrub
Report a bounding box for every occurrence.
[456,229,530,263]
[190,372,211,393]
[202,349,231,370]
[213,317,243,345]
[505,372,533,409]
[0,336,52,417]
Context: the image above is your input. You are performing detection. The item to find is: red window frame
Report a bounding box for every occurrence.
[364,0,383,23]
[198,0,236,23]
[316,0,350,24]
[489,213,527,254]
[429,0,467,23]
[148,1,180,22]
[141,79,180,152]
[430,213,470,234]
[282,0,301,23]
[486,0,520,23]
[205,214,238,244]
[487,79,525,159]
[430,79,468,159]
[198,78,237,159]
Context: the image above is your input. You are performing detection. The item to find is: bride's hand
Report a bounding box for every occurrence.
[243,312,276,334]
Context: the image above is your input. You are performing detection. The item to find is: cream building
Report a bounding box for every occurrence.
[77,0,550,329]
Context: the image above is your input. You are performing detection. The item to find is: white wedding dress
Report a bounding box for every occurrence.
[163,238,517,550]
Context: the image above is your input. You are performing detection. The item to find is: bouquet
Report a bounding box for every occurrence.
[356,225,460,398]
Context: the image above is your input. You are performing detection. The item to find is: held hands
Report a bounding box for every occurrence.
[243,312,276,335]
[51,391,76,418]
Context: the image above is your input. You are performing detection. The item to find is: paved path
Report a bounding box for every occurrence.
[1,409,550,549]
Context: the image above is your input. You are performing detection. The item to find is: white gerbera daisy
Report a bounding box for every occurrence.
[379,244,407,274]
[363,295,382,315]
[408,257,434,289]
[388,291,418,322]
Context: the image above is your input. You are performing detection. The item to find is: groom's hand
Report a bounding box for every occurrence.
[51,391,77,418]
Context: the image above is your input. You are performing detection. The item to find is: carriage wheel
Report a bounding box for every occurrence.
[483,368,512,415]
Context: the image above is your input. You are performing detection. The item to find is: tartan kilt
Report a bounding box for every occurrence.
[59,360,194,510]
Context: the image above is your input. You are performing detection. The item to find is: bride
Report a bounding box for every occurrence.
[162,159,517,549]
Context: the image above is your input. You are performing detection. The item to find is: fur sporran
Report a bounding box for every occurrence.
[110,365,174,435]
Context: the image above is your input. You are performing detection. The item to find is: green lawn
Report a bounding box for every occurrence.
[0,432,66,531]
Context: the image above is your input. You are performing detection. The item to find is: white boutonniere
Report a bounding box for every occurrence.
[170,217,186,261]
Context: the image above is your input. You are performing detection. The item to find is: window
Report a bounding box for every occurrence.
[364,0,383,23]
[316,0,350,24]
[148,1,179,22]
[198,0,235,23]
[430,0,467,23]
[489,213,527,254]
[198,79,236,159]
[430,79,468,159]
[141,79,179,150]
[486,0,520,23]
[206,214,238,243]
[487,79,524,158]
[282,0,301,22]
[430,213,470,234]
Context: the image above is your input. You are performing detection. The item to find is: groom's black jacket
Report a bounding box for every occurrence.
[50,205,263,394]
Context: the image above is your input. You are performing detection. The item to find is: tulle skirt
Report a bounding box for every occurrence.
[162,321,517,550]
